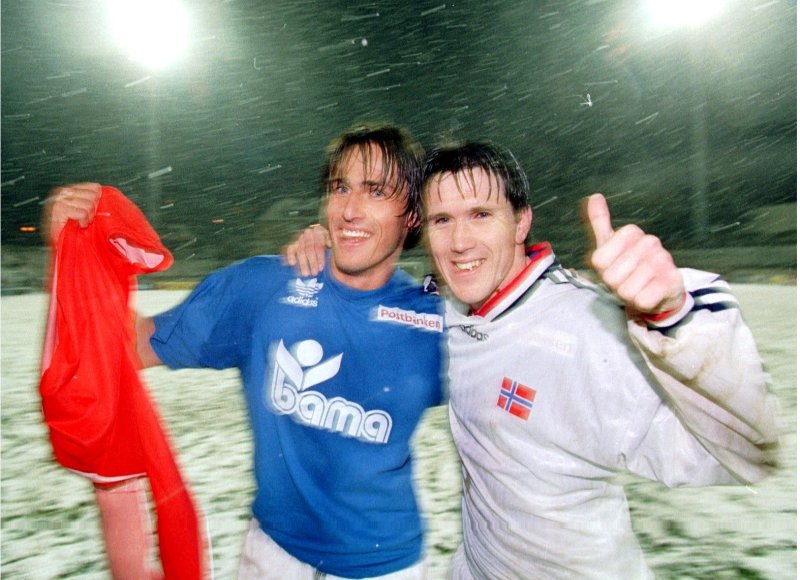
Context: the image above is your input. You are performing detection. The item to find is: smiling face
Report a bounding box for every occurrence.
[325,143,414,290]
[424,167,532,311]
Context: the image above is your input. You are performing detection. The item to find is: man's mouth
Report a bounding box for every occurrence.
[341,229,370,239]
[454,259,483,272]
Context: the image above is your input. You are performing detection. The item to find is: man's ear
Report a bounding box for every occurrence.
[515,206,533,245]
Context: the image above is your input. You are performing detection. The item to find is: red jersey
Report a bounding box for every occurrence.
[40,186,206,578]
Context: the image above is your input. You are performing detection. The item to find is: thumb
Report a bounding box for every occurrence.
[583,193,614,249]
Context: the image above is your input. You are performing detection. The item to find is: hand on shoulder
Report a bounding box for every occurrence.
[283,223,329,277]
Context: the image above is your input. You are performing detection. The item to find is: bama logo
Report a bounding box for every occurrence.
[374,305,443,333]
[280,278,323,308]
[266,339,393,444]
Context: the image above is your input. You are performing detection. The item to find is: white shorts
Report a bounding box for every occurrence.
[447,544,472,580]
[237,519,428,580]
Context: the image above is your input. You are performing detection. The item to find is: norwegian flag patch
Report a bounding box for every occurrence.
[497,377,536,420]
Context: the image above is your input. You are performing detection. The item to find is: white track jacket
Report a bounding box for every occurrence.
[445,243,782,579]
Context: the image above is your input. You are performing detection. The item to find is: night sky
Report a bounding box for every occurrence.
[2,0,796,263]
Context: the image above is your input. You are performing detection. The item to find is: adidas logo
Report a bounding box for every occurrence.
[282,278,323,307]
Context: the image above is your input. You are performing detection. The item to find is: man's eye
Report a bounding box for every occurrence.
[370,189,386,198]
[430,216,449,226]
[475,211,490,219]
[332,184,348,195]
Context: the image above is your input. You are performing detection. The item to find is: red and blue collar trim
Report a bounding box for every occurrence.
[471,242,555,320]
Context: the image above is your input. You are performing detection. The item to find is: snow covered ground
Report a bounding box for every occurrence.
[1,285,795,579]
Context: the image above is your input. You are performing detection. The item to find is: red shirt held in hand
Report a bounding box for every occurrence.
[40,185,206,579]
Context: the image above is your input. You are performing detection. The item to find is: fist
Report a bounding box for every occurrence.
[44,183,102,244]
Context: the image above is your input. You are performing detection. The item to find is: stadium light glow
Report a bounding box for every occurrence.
[108,0,189,69]
[645,0,725,29]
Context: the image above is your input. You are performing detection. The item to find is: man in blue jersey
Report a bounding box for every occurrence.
[288,141,781,579]
[45,124,445,579]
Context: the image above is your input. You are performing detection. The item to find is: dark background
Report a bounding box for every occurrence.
[2,0,796,270]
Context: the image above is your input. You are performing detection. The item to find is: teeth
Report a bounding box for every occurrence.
[342,229,369,239]
[455,260,482,271]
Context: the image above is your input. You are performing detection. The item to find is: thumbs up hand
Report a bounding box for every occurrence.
[584,193,685,316]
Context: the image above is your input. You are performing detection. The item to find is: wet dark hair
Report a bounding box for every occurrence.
[323,124,425,249]
[422,141,530,213]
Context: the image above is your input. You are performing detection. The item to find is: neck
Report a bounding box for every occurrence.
[329,249,402,291]
[470,246,531,312]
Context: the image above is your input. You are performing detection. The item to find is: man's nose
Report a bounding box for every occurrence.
[450,220,474,252]
[342,191,364,221]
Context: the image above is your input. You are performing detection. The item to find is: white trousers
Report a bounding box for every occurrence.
[238,519,428,580]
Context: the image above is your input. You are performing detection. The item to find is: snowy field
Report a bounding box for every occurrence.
[1,285,796,579]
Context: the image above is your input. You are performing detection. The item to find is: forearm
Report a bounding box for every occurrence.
[135,315,163,369]
[628,270,782,484]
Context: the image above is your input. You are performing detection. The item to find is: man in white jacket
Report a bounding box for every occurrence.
[288,141,782,579]
[423,142,780,579]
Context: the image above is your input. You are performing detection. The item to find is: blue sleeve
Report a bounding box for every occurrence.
[150,258,275,370]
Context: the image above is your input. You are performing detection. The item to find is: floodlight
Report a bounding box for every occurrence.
[645,0,724,29]
[109,0,189,69]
